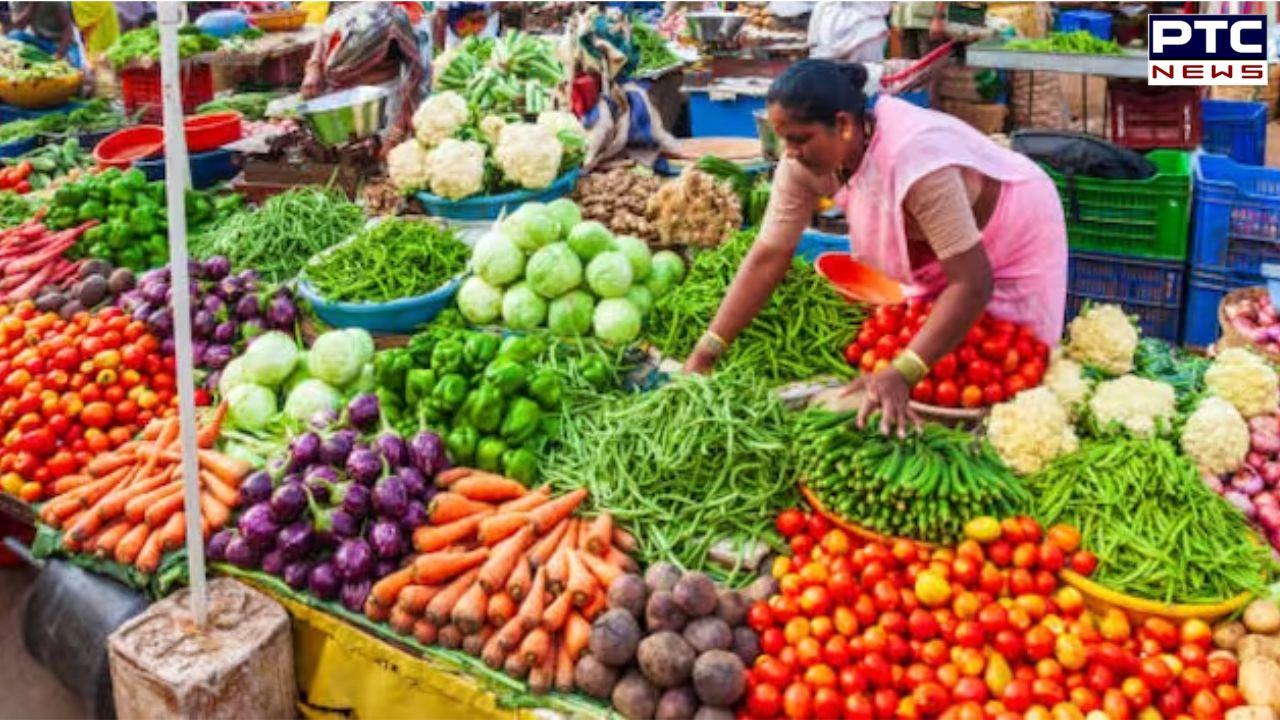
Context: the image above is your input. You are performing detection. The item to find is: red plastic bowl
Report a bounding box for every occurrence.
[93,125,164,169]
[814,252,905,305]
[184,111,242,153]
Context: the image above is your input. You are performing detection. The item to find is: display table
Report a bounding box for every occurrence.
[964,39,1148,79]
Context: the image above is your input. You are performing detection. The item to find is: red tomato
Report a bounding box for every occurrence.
[1025,626,1055,660]
[839,666,868,695]
[80,401,113,429]
[1121,677,1151,710]
[960,385,983,408]
[981,383,1003,405]
[954,621,984,648]
[934,380,959,408]
[993,629,1023,659]
[1206,656,1237,685]
[1157,686,1187,718]
[933,353,958,381]
[813,687,842,719]
[776,509,806,538]
[782,682,812,720]
[1086,664,1115,693]
[749,602,775,631]
[911,378,935,403]
[1103,689,1131,720]
[1189,689,1222,720]
[1002,679,1033,713]
[1142,618,1180,651]
[748,683,782,719]
[1069,551,1098,576]
[1179,666,1211,696]
[808,513,831,537]
[911,683,948,715]
[844,693,874,720]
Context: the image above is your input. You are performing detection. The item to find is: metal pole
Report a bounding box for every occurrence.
[156,2,206,627]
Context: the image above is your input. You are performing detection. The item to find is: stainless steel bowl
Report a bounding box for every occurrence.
[687,11,747,43]
[299,86,389,147]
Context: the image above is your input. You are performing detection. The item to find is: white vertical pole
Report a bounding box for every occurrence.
[156,2,206,627]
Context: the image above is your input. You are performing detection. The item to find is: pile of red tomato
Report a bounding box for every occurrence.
[0,301,176,501]
[0,161,33,195]
[744,510,1241,720]
[843,302,1050,409]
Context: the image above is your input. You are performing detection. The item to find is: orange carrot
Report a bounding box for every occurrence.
[144,490,185,528]
[371,565,416,608]
[527,488,587,533]
[451,474,527,503]
[135,524,165,573]
[545,520,578,592]
[518,627,551,669]
[583,513,613,555]
[527,517,569,568]
[38,496,81,526]
[398,585,439,616]
[603,546,640,574]
[437,624,463,650]
[579,549,624,589]
[477,525,535,593]
[497,484,550,513]
[51,473,95,496]
[197,402,228,448]
[198,449,252,487]
[427,493,495,525]
[141,417,175,442]
[554,635,575,693]
[528,635,554,694]
[462,626,493,658]
[434,467,473,487]
[159,510,186,551]
[485,615,523,667]
[200,469,239,509]
[92,520,131,557]
[424,568,481,625]
[503,651,529,680]
[581,589,606,619]
[413,620,438,646]
[611,526,638,554]
[125,482,181,523]
[412,513,485,553]
[564,612,592,661]
[84,448,137,477]
[450,582,489,634]
[515,566,547,631]
[542,589,573,633]
[506,557,532,602]
[64,506,103,542]
[412,548,488,586]
[199,491,230,530]
[114,523,151,565]
[96,467,173,521]
[487,592,517,627]
[389,605,416,635]
[476,512,530,546]
[365,600,390,622]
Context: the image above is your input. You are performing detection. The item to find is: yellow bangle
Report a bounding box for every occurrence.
[891,349,929,385]
[699,331,728,358]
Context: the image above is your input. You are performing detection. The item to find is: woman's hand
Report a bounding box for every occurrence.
[843,368,921,437]
[682,347,717,375]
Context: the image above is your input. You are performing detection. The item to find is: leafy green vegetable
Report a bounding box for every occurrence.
[0,191,33,230]
[227,383,278,431]
[1004,31,1124,56]
[525,242,583,298]
[501,282,548,330]
[631,16,682,75]
[283,379,342,423]
[585,251,633,298]
[107,25,221,68]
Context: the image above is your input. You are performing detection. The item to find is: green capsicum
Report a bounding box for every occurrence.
[498,335,546,364]
[476,436,508,472]
[482,359,527,396]
[526,368,563,410]
[467,384,506,433]
[463,333,500,373]
[445,426,479,465]
[501,448,538,484]
[500,397,542,445]
[407,333,437,367]
[373,349,413,396]
[432,373,469,411]
[376,387,404,428]
[579,355,613,390]
[431,339,465,374]
[405,368,437,408]
[53,184,84,208]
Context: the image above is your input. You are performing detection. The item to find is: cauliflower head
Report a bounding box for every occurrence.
[1065,304,1139,375]
[1180,396,1249,475]
[413,91,470,147]
[1042,350,1092,413]
[1088,375,1176,438]
[987,388,1079,475]
[386,139,432,193]
[494,122,564,190]
[1205,347,1279,419]
[479,114,507,144]
[536,110,585,140]
[424,139,486,200]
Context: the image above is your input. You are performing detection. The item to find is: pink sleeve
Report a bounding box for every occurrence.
[757,158,828,253]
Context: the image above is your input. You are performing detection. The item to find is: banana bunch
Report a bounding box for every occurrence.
[434,30,564,115]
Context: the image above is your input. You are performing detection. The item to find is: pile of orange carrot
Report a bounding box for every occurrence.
[36,403,252,574]
[365,467,638,694]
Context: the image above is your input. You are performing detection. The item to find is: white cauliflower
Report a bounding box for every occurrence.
[1205,347,1280,419]
[479,114,507,144]
[1088,375,1176,438]
[1042,349,1092,413]
[986,387,1079,475]
[1065,304,1139,375]
[386,139,432,193]
[494,122,564,190]
[536,110,585,140]
[1180,396,1249,475]
[424,139,486,200]
[413,91,470,147]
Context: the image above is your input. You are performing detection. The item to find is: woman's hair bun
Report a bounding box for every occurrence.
[766,58,868,126]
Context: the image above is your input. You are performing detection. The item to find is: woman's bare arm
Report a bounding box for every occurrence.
[907,244,992,365]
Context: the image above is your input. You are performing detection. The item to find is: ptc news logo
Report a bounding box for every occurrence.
[1148,14,1268,86]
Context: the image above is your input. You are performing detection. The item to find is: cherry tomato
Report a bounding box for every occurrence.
[782,682,812,720]
[776,509,806,538]
[1189,689,1222,720]
[960,384,983,408]
[911,378,935,404]
[1069,551,1098,576]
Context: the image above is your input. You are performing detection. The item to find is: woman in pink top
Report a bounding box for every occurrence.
[685,60,1067,435]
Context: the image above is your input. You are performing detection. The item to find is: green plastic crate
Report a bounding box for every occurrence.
[1043,149,1192,261]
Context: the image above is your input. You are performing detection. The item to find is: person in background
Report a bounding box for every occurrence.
[7,1,82,67]
[685,60,1066,435]
[433,2,499,51]
[807,1,892,63]
[70,1,118,62]
[113,2,154,32]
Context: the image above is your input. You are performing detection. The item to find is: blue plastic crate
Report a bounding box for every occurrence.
[0,100,83,124]
[1201,99,1267,165]
[1056,9,1113,39]
[1183,266,1263,346]
[1066,250,1186,342]
[133,148,237,189]
[795,229,846,262]
[1190,152,1280,275]
[688,91,766,138]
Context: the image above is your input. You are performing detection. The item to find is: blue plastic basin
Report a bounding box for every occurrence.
[415,169,580,221]
[297,275,465,334]
[0,136,37,159]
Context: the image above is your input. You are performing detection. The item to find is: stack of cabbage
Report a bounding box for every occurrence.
[456,199,686,345]
[219,329,378,434]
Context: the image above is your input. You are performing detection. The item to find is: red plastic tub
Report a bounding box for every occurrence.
[93,125,164,169]
[815,252,904,305]
[184,111,242,152]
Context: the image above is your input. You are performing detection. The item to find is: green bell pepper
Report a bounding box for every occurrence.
[376,387,404,428]
[78,200,106,223]
[108,183,135,206]
[483,359,527,396]
[373,349,413,396]
[579,355,613,390]
[52,184,84,208]
[430,339,465,375]
[463,333,500,373]
[498,335,546,364]
[46,206,76,231]
[405,368,437,408]
[501,448,538,484]
[432,373,469,412]
[526,369,563,410]
[129,206,158,237]
[500,397,542,445]
[476,436,508,472]
[121,168,147,190]
[406,333,436,367]
[445,426,479,465]
[468,384,506,434]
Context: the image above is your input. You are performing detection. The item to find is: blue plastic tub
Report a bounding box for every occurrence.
[133,148,237,189]
[0,100,83,124]
[297,275,465,334]
[1066,250,1186,342]
[688,91,766,138]
[1201,99,1267,166]
[1056,9,1113,39]
[1190,152,1280,275]
[0,136,37,159]
[796,229,847,262]
[416,169,579,221]
[1183,266,1262,346]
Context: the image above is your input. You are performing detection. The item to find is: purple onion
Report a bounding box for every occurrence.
[277,521,315,561]
[289,432,322,470]
[283,561,312,590]
[238,504,280,548]
[1223,490,1257,519]
[224,534,258,568]
[261,549,286,576]
[206,529,234,562]
[204,256,231,280]
[235,294,260,320]
[240,471,273,505]
[340,482,371,518]
[340,580,371,613]
[308,561,340,599]
[1232,469,1266,496]
[375,433,407,468]
[320,430,357,466]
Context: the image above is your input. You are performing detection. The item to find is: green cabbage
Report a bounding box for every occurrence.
[567,221,615,262]
[227,383,278,431]
[502,282,547,330]
[284,379,342,423]
[346,328,375,368]
[547,290,595,336]
[625,285,654,318]
[526,242,583,298]
[545,198,582,237]
[309,330,366,388]
[586,251,633,298]
[457,276,504,324]
[593,297,642,345]
[503,203,559,252]
[645,250,686,298]
[613,235,652,280]
[472,230,526,287]
[240,331,299,388]
[218,357,248,398]
[283,351,312,394]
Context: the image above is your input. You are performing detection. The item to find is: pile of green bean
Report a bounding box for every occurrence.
[540,369,798,584]
[190,187,364,283]
[1027,438,1273,604]
[1004,31,1124,56]
[304,219,469,303]
[796,410,1029,544]
[648,230,862,383]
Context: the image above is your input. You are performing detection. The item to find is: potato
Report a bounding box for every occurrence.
[574,654,620,700]
[647,590,688,633]
[1226,707,1278,720]
[691,649,746,707]
[692,708,734,720]
[1239,635,1280,664]
[613,670,660,720]
[1215,621,1249,651]
[637,631,696,688]
[1245,600,1280,635]
[673,572,718,617]
[731,626,761,665]
[1239,657,1280,710]
[684,617,733,654]
[645,562,683,593]
[591,609,642,667]
[715,590,747,627]
[608,574,648,619]
[656,686,698,720]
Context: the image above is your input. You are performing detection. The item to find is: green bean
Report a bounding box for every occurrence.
[303,219,469,303]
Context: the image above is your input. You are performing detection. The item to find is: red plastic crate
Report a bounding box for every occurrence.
[1108,80,1203,150]
[120,61,214,124]
[261,47,310,87]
